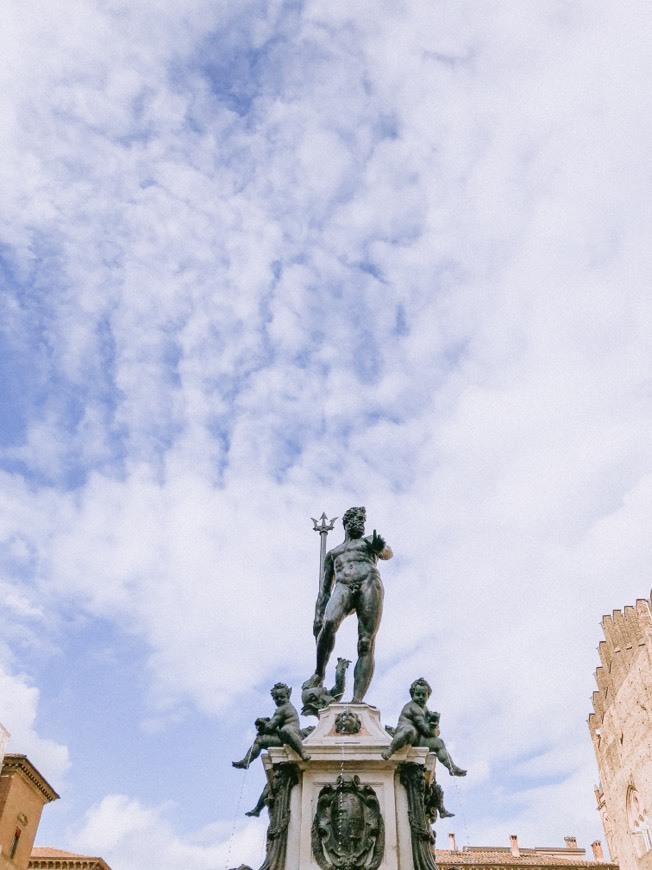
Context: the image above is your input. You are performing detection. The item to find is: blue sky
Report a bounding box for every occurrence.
[2,1,652,867]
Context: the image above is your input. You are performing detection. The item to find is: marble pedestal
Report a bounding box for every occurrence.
[261,703,437,870]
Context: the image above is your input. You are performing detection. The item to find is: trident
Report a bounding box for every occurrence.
[312,512,337,590]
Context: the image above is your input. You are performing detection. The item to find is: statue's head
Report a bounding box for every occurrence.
[270,682,291,703]
[334,709,362,735]
[409,677,432,705]
[343,506,366,538]
[301,681,328,716]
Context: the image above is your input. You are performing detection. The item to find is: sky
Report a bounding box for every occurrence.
[1,1,652,867]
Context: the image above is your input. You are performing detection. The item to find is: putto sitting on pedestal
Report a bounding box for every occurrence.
[381,677,467,776]
[232,682,311,769]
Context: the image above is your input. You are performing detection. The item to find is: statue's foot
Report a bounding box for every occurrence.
[232,760,249,769]
[301,752,312,762]
[450,765,467,777]
[440,809,455,818]
[380,748,392,760]
[245,808,261,817]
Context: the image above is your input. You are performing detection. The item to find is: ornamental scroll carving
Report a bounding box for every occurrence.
[399,762,438,870]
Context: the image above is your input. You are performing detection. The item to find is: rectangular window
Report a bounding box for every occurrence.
[9,827,21,859]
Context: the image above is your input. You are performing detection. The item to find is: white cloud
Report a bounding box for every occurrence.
[0,667,70,785]
[1,0,651,864]
[71,794,266,870]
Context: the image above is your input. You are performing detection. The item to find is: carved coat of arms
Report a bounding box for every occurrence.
[311,774,384,870]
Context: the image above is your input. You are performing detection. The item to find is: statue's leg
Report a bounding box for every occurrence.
[314,627,336,681]
[233,735,281,769]
[280,726,311,762]
[381,724,417,760]
[430,737,467,776]
[314,586,352,681]
[232,738,262,769]
[352,579,383,702]
[245,783,270,817]
[433,783,455,818]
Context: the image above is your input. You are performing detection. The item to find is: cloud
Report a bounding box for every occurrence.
[0,666,70,785]
[71,794,266,870]
[1,0,651,865]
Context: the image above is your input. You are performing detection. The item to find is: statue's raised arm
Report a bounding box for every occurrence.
[369,528,392,560]
[308,506,392,704]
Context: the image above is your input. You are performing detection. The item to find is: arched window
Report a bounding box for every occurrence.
[627,785,652,857]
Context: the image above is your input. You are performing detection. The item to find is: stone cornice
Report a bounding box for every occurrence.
[1,754,59,803]
[29,861,111,870]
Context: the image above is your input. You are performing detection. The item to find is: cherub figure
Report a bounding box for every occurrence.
[425,781,455,821]
[232,682,311,769]
[245,781,271,817]
[301,657,350,717]
[381,677,466,776]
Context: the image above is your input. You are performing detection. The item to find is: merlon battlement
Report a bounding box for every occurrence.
[589,593,652,730]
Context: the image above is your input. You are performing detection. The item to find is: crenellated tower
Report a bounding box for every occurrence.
[589,594,652,870]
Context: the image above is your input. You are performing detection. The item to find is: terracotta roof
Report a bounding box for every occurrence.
[29,846,113,870]
[435,850,617,868]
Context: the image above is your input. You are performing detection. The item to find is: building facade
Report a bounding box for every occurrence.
[0,748,111,870]
[436,834,616,870]
[29,848,112,870]
[589,595,652,870]
[0,755,59,870]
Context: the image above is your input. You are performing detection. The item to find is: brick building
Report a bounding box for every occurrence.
[0,755,59,870]
[29,848,112,870]
[589,595,652,870]
[0,744,112,870]
[436,834,616,870]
